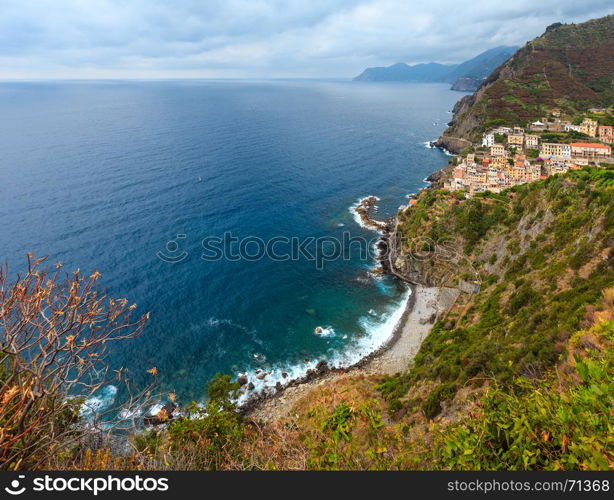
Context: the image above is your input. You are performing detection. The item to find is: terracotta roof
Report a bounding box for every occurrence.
[570,142,610,149]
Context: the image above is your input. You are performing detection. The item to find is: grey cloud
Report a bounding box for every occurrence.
[0,0,611,78]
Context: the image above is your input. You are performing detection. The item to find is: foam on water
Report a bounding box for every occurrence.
[232,189,413,405]
[80,385,118,421]
[235,287,411,406]
[314,326,335,337]
[349,196,383,232]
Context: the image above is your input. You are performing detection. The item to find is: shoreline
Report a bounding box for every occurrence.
[244,196,459,421]
[247,284,459,422]
[238,196,401,414]
[239,283,415,415]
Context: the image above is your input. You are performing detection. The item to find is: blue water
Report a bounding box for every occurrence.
[0,80,459,404]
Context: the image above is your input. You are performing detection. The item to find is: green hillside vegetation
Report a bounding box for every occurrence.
[381,167,613,412]
[427,318,613,470]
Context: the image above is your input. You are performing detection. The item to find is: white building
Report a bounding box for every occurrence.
[493,127,512,135]
[564,123,582,132]
[540,143,571,159]
[524,134,539,149]
[482,133,495,147]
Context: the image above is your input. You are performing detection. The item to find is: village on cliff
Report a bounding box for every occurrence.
[439,108,613,197]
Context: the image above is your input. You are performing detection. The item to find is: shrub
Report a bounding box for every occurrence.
[429,322,613,470]
[0,255,150,470]
[422,384,457,420]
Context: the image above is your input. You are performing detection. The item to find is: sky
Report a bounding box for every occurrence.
[0,0,612,79]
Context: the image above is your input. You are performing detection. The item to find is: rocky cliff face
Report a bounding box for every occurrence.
[436,15,614,153]
[386,167,613,292]
[450,77,483,92]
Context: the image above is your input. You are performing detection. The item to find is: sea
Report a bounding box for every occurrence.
[0,79,461,411]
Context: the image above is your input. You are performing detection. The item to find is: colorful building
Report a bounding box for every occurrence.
[540,143,571,159]
[507,134,524,148]
[598,125,613,144]
[579,118,598,138]
[524,134,539,149]
[490,144,506,157]
[570,142,612,160]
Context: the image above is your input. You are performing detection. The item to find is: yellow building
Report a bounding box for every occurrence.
[490,144,506,157]
[507,134,524,147]
[579,118,598,137]
[491,156,508,168]
[510,166,526,181]
[524,134,539,149]
[540,143,571,159]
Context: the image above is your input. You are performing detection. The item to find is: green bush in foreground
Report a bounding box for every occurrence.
[428,321,613,470]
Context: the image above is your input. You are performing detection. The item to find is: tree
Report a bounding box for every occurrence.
[494,133,506,144]
[0,255,152,470]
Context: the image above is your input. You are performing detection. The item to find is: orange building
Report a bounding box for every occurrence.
[570,142,611,160]
[598,125,613,144]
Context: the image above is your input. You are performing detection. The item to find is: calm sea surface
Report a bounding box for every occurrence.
[0,80,461,406]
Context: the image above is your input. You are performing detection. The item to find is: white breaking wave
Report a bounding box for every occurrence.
[80,385,118,421]
[349,195,384,233]
[424,140,454,157]
[145,403,164,417]
[234,288,411,406]
[231,193,412,406]
[314,326,335,337]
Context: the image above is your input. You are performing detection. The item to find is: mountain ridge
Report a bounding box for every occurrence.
[353,45,518,91]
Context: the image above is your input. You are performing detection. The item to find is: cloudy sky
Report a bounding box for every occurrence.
[0,0,612,79]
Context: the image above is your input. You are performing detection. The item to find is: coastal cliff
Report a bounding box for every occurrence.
[385,166,613,392]
[246,167,613,470]
[436,15,614,153]
[450,77,482,92]
[388,168,613,292]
